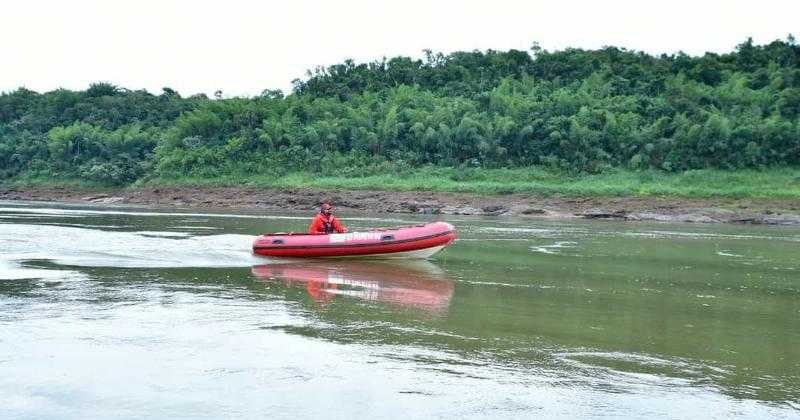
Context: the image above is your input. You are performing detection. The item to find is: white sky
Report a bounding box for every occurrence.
[1,0,797,97]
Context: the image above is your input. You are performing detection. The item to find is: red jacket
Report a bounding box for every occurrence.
[308,212,347,234]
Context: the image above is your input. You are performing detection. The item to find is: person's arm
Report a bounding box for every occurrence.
[332,217,347,233]
[308,216,323,234]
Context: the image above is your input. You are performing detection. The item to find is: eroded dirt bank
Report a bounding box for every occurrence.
[2,186,800,225]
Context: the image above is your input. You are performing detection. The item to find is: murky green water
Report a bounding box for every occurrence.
[1,201,799,419]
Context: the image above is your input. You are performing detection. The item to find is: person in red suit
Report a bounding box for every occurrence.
[308,200,347,234]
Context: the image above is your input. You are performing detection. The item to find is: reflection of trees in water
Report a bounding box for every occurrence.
[250,253,800,407]
[251,260,454,313]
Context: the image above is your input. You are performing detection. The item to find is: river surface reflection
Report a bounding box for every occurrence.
[1,201,799,419]
[252,260,454,312]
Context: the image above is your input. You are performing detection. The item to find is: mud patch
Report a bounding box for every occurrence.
[1,186,799,225]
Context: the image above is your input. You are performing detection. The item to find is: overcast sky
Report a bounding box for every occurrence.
[2,0,797,97]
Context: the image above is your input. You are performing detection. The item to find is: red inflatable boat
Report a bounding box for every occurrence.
[252,221,456,259]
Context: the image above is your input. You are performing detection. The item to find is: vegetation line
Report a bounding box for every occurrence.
[1,37,798,198]
[5,167,799,199]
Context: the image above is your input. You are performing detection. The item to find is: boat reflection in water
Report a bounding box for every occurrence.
[251,260,454,313]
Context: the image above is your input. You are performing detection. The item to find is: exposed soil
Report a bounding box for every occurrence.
[2,186,800,225]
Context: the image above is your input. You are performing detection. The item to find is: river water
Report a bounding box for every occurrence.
[1,201,798,419]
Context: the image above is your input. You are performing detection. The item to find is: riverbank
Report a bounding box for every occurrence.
[2,185,800,225]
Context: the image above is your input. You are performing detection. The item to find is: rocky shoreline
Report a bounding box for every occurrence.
[2,186,800,225]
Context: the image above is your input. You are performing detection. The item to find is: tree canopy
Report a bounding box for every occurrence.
[1,37,799,184]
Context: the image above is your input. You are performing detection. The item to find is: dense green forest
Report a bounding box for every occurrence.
[1,37,799,188]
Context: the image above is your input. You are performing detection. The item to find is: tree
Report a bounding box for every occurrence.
[161,87,180,98]
[777,88,800,118]
[86,82,120,97]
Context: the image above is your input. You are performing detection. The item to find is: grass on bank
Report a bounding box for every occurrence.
[4,167,800,199]
[145,167,800,199]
